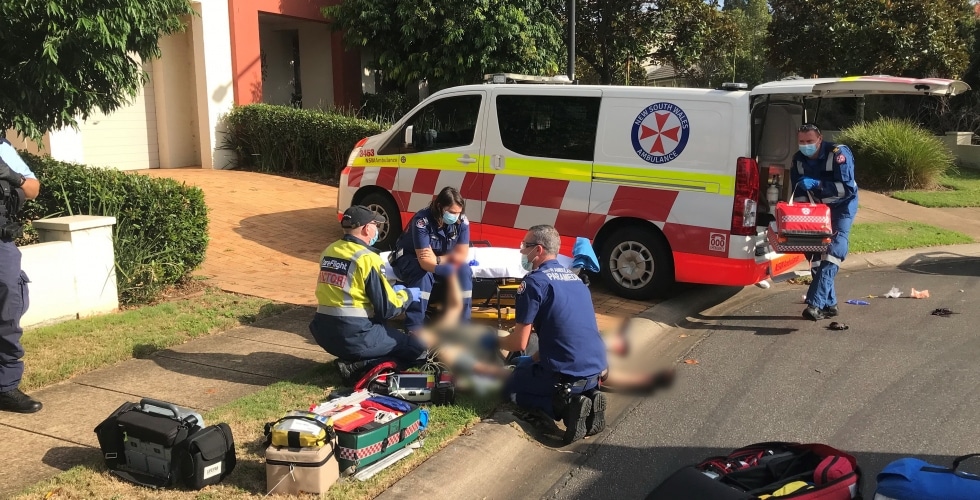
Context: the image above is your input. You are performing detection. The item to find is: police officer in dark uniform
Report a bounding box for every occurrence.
[494,225,608,445]
[391,186,473,332]
[0,139,42,413]
[791,123,859,321]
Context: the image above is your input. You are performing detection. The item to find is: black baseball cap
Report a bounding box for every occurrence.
[341,205,386,228]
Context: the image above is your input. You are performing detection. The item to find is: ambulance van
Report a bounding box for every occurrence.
[338,75,969,299]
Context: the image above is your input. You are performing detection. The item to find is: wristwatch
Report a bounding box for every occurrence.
[13,174,25,187]
[436,255,441,265]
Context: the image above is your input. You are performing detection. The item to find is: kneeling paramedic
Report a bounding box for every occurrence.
[792,123,858,321]
[391,186,473,333]
[309,206,426,365]
[490,225,608,445]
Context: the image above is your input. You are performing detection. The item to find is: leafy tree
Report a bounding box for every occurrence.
[0,0,195,141]
[723,0,775,87]
[768,0,974,79]
[562,0,656,85]
[649,0,735,88]
[324,0,565,91]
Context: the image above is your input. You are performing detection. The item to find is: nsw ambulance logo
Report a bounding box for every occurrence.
[631,102,690,164]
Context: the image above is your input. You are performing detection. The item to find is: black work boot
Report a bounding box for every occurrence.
[822,304,839,318]
[584,389,607,437]
[561,395,592,445]
[0,388,42,413]
[803,306,827,321]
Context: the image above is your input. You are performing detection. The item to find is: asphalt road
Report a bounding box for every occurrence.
[551,255,980,498]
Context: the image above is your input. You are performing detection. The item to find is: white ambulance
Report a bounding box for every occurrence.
[338,75,969,299]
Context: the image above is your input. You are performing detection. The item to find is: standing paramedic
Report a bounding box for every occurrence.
[0,139,42,413]
[792,123,858,321]
[391,186,473,333]
[309,206,425,365]
[492,225,608,445]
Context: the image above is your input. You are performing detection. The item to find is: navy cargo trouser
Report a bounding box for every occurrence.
[0,241,29,392]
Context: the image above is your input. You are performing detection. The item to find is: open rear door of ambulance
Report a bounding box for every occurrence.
[748,76,970,283]
[750,76,971,98]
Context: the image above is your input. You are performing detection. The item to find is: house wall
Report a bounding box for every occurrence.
[299,22,335,110]
[228,0,362,108]
[153,20,202,168]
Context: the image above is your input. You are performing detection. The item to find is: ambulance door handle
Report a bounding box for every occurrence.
[491,155,504,170]
[456,154,477,165]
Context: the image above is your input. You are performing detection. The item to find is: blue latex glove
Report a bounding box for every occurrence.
[800,177,820,190]
[406,287,422,302]
[392,284,406,293]
[479,331,500,352]
[513,355,533,368]
[434,263,455,277]
[468,259,479,267]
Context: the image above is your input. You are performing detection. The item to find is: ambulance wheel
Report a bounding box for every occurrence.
[359,192,401,251]
[599,227,673,300]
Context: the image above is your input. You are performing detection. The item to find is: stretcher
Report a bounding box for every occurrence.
[379,247,581,323]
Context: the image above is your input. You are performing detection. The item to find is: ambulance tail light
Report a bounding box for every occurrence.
[346,137,368,168]
[731,157,759,236]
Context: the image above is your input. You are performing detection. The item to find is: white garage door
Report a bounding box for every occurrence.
[78,63,160,170]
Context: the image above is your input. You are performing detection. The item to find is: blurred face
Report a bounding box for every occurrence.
[443,203,463,217]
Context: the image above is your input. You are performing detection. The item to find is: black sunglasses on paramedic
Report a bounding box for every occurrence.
[798,123,821,133]
[520,241,540,250]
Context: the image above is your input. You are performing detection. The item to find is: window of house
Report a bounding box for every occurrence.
[495,95,601,161]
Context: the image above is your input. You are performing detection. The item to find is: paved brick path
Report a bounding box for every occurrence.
[140,169,648,331]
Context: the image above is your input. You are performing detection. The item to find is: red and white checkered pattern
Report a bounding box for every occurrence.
[767,226,830,254]
[342,167,735,239]
[337,419,422,462]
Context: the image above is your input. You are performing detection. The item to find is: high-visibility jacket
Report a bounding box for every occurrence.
[315,235,411,353]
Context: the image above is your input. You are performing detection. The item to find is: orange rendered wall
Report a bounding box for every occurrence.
[227,0,362,107]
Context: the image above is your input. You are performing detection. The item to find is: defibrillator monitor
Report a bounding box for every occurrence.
[390,373,429,390]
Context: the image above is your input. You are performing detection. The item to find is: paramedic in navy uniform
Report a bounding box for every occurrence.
[497,225,608,445]
[792,123,859,321]
[0,139,42,413]
[391,186,473,333]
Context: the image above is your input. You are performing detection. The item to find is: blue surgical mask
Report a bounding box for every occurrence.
[368,226,379,246]
[799,143,818,157]
[442,211,459,225]
[521,249,536,272]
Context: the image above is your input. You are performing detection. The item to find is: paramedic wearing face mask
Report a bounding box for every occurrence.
[498,225,609,445]
[792,123,859,321]
[392,186,473,333]
[309,205,425,363]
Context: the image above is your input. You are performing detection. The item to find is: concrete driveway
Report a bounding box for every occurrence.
[552,250,980,498]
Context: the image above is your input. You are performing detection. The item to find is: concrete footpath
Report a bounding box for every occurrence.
[0,307,325,497]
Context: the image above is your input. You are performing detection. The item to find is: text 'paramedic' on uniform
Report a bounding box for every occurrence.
[308,205,427,365]
[792,123,858,321]
[493,225,608,445]
[0,138,43,414]
[391,186,473,332]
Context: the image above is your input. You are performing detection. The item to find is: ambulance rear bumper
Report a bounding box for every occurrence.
[674,251,804,287]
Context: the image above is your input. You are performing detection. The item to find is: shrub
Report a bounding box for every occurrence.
[835,118,955,191]
[360,90,415,125]
[222,104,384,178]
[13,153,209,305]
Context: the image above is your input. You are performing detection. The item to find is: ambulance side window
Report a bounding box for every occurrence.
[495,95,600,161]
[379,94,483,155]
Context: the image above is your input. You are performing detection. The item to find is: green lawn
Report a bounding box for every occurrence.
[892,169,980,207]
[851,222,973,253]
[20,287,292,391]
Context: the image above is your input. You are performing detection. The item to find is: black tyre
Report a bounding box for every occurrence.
[599,226,673,300]
[358,192,402,251]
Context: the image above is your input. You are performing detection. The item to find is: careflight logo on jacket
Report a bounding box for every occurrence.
[319,256,351,288]
[631,102,690,165]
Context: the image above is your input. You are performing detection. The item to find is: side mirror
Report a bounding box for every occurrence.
[404,125,414,146]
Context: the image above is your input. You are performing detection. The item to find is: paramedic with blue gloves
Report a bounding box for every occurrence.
[0,139,42,414]
[495,225,608,445]
[309,205,426,364]
[791,123,859,321]
[392,186,473,332]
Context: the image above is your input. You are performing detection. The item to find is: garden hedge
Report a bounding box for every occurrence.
[14,152,209,305]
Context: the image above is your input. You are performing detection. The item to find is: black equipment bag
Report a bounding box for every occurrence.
[94,398,236,490]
